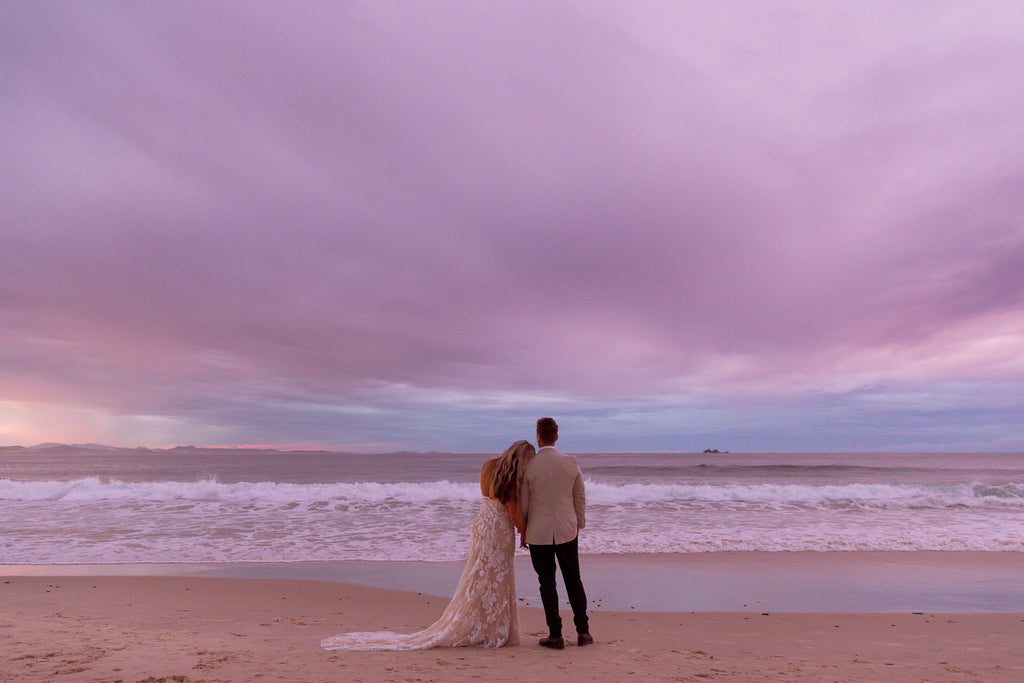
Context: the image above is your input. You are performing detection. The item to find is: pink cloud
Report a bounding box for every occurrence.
[2,2,1023,450]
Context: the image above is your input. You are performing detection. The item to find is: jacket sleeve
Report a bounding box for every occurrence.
[572,460,585,530]
[519,471,531,525]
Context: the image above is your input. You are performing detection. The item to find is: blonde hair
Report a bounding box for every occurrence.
[492,440,535,503]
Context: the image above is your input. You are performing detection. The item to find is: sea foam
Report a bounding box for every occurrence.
[2,477,1020,509]
[4,471,1024,563]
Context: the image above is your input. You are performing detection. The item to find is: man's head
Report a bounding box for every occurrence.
[536,417,558,447]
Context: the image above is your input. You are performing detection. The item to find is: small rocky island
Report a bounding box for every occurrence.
[702,448,729,453]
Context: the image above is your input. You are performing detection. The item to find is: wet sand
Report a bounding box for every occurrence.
[6,550,1023,612]
[3,553,1023,682]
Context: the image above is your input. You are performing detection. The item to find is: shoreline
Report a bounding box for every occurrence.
[3,573,1022,682]
[4,550,1023,613]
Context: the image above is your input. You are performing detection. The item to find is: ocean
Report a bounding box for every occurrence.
[2,447,1022,565]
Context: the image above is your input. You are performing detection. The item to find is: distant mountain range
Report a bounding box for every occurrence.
[29,443,123,450]
[2,443,484,455]
[1,443,170,452]
[0,443,331,454]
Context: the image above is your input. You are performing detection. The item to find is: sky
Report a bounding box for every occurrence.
[2,2,1023,453]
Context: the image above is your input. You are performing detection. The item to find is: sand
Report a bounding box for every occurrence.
[2,572,1022,683]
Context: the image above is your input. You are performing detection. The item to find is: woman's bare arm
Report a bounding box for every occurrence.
[506,494,527,547]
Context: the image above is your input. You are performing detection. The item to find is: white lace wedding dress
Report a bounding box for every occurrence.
[320,497,520,650]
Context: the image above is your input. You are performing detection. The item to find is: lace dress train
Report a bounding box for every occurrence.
[320,497,520,650]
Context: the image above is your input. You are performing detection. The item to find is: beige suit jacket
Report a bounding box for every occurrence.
[520,446,586,546]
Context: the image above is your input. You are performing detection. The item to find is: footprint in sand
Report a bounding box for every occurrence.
[193,651,237,670]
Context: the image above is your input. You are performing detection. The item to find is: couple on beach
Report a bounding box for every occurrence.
[321,417,592,650]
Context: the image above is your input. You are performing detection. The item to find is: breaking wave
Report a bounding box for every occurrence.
[2,477,1021,510]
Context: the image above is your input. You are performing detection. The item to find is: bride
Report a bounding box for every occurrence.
[320,440,534,650]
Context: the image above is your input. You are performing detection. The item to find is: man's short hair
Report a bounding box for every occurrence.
[536,417,558,444]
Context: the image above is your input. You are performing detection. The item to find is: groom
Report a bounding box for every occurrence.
[520,417,593,649]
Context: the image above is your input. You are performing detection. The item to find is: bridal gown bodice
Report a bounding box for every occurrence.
[320,497,520,650]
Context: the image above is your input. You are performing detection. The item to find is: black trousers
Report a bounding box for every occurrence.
[528,536,589,636]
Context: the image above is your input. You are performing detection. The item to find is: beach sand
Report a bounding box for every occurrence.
[3,571,1022,682]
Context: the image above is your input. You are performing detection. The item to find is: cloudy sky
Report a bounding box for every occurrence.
[3,2,1023,452]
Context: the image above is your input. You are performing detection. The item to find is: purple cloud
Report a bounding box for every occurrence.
[2,2,1023,450]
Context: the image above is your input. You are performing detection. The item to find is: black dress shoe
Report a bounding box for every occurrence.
[577,633,594,646]
[539,635,565,649]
